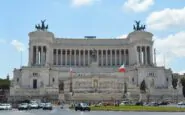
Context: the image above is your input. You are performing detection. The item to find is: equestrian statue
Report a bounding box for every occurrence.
[133,20,146,31]
[35,20,49,31]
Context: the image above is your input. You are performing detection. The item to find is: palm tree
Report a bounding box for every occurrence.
[139,80,147,102]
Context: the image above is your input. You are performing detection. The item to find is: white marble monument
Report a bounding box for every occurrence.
[9,20,173,101]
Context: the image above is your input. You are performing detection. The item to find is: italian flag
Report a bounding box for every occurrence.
[118,64,126,72]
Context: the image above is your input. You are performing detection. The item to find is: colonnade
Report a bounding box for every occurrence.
[137,46,152,65]
[53,49,129,67]
[32,46,47,65]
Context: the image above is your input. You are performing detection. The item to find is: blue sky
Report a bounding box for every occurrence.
[0,0,185,78]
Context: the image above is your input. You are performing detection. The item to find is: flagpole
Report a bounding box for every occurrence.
[70,67,73,93]
[20,51,22,67]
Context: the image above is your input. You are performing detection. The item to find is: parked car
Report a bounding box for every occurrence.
[60,103,64,109]
[29,102,39,109]
[178,102,185,105]
[38,102,46,108]
[148,102,159,106]
[18,103,30,110]
[75,103,90,111]
[158,101,169,105]
[0,103,12,110]
[43,103,52,110]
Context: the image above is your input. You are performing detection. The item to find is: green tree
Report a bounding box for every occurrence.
[140,80,146,93]
[139,80,147,102]
[124,82,127,94]
[181,77,185,97]
[172,76,178,89]
[123,82,127,99]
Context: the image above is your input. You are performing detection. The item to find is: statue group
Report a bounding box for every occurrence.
[35,20,48,31]
[91,49,97,62]
[133,20,146,31]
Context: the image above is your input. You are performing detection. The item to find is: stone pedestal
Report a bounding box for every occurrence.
[90,62,98,67]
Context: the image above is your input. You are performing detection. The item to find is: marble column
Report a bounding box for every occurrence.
[110,50,112,66]
[88,50,90,66]
[150,46,153,65]
[40,46,43,65]
[79,50,81,66]
[74,50,76,66]
[119,50,121,65]
[124,49,126,65]
[106,50,108,66]
[36,46,39,65]
[65,50,67,66]
[59,49,62,65]
[70,49,72,66]
[145,47,148,65]
[84,50,86,66]
[101,50,103,66]
[30,46,34,65]
[138,46,141,64]
[97,49,99,64]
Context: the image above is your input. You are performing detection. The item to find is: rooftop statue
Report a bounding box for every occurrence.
[133,20,146,31]
[35,20,49,31]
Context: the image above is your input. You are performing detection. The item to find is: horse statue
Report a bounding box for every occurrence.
[35,24,41,30]
[133,20,146,31]
[135,20,140,30]
[35,20,49,31]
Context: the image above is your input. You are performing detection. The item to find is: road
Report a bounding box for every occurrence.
[0,106,185,115]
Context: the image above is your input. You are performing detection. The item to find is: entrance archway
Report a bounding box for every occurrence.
[59,81,64,93]
[33,79,37,89]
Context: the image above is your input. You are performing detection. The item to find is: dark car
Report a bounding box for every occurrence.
[75,103,90,111]
[158,101,169,105]
[43,103,52,110]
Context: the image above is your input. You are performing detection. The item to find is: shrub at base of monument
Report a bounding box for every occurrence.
[90,106,185,112]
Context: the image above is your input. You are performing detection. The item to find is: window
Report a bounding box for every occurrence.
[52,78,55,82]
[148,72,156,77]
[33,73,38,76]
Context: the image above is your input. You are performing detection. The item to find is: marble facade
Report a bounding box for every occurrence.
[9,24,173,101]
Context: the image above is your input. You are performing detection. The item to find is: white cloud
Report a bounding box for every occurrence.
[0,39,6,44]
[123,0,154,12]
[178,70,185,75]
[116,34,127,39]
[154,31,185,68]
[146,7,185,30]
[11,40,25,52]
[71,0,100,7]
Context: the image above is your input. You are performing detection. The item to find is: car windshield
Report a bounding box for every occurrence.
[81,103,88,107]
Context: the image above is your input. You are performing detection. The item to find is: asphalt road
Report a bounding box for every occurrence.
[0,106,185,115]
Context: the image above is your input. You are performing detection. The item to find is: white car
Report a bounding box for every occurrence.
[43,103,52,110]
[0,103,12,110]
[18,103,30,110]
[29,102,39,109]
